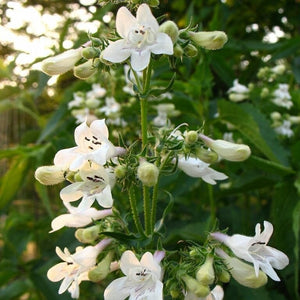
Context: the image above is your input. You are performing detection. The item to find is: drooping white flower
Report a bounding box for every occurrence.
[60,162,115,209]
[274,120,294,137]
[99,97,121,117]
[87,83,107,99]
[210,221,289,281]
[68,92,85,109]
[54,119,125,171]
[50,201,113,232]
[176,156,228,185]
[185,285,224,300]
[227,79,249,103]
[104,250,164,300]
[48,239,112,298]
[272,83,293,109]
[101,4,173,71]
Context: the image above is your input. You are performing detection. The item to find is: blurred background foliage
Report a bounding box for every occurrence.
[0,0,300,299]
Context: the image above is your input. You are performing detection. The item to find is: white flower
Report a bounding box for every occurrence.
[99,97,121,116]
[272,84,293,109]
[50,201,113,232]
[104,250,164,300]
[185,285,224,300]
[176,156,228,185]
[87,83,106,99]
[68,93,85,109]
[101,4,173,71]
[47,239,112,298]
[54,119,125,171]
[60,162,115,209]
[210,221,289,281]
[274,120,294,137]
[227,79,249,103]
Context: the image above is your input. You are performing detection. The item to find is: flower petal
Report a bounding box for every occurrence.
[136,4,159,32]
[60,182,84,202]
[116,6,137,38]
[90,119,109,139]
[54,147,78,168]
[102,40,131,64]
[58,276,73,294]
[145,280,163,300]
[74,121,90,146]
[120,250,140,275]
[104,277,130,300]
[130,49,151,71]
[95,185,113,208]
[47,262,69,282]
[150,33,173,55]
[140,252,161,279]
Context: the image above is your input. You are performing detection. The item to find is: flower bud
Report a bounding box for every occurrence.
[260,87,269,98]
[182,275,210,298]
[86,98,101,109]
[217,269,231,283]
[41,48,82,76]
[159,21,179,44]
[199,134,251,162]
[114,165,127,179]
[196,255,215,285]
[188,31,228,50]
[75,225,101,243]
[74,59,97,79]
[148,0,160,7]
[185,130,198,145]
[137,161,159,187]
[81,47,100,59]
[226,256,268,288]
[270,111,281,121]
[34,165,65,185]
[195,148,219,164]
[88,251,114,282]
[184,44,198,57]
[173,44,184,59]
[271,65,285,75]
[288,116,300,124]
[228,93,248,102]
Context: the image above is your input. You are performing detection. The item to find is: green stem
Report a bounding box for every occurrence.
[140,97,148,148]
[143,185,151,235]
[151,182,159,232]
[208,184,216,226]
[128,187,144,235]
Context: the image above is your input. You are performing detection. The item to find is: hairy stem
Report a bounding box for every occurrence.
[128,187,144,235]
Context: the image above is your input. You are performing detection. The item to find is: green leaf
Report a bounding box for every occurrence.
[0,278,31,298]
[0,156,30,210]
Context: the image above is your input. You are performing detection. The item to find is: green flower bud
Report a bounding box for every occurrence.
[74,59,97,79]
[173,44,184,59]
[75,225,100,243]
[217,269,231,283]
[81,47,100,59]
[196,255,215,285]
[115,165,127,179]
[90,37,103,47]
[88,251,114,282]
[148,0,160,7]
[182,275,210,298]
[289,115,300,124]
[260,87,269,98]
[41,48,82,76]
[195,147,219,164]
[185,130,198,145]
[188,31,228,50]
[34,165,65,185]
[86,98,101,109]
[270,111,281,121]
[184,44,198,57]
[137,161,159,187]
[159,21,179,44]
[199,134,251,162]
[228,93,248,102]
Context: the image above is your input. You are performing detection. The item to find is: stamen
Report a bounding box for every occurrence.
[251,241,266,246]
[85,137,91,141]
[89,146,94,150]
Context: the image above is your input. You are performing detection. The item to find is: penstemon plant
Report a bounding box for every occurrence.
[35,1,289,299]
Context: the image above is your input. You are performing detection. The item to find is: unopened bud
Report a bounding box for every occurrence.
[41,48,82,76]
[195,148,219,164]
[289,116,300,124]
[196,255,215,285]
[115,165,127,179]
[35,165,65,185]
[159,21,179,44]
[88,251,114,282]
[260,87,269,98]
[75,225,101,243]
[184,44,198,57]
[173,44,184,58]
[217,269,231,283]
[271,65,285,75]
[74,59,97,79]
[182,275,210,298]
[199,134,251,162]
[188,31,228,50]
[81,47,100,59]
[185,130,198,145]
[86,98,101,109]
[148,0,160,7]
[270,111,281,121]
[228,93,248,102]
[137,161,159,187]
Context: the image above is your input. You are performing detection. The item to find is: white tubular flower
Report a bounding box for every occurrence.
[50,202,113,232]
[54,119,125,171]
[211,221,289,281]
[60,162,115,209]
[199,134,251,162]
[41,48,82,76]
[274,120,294,138]
[227,79,249,103]
[104,250,164,300]
[47,239,112,299]
[185,285,224,300]
[176,156,228,185]
[101,4,173,71]
[272,84,293,109]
